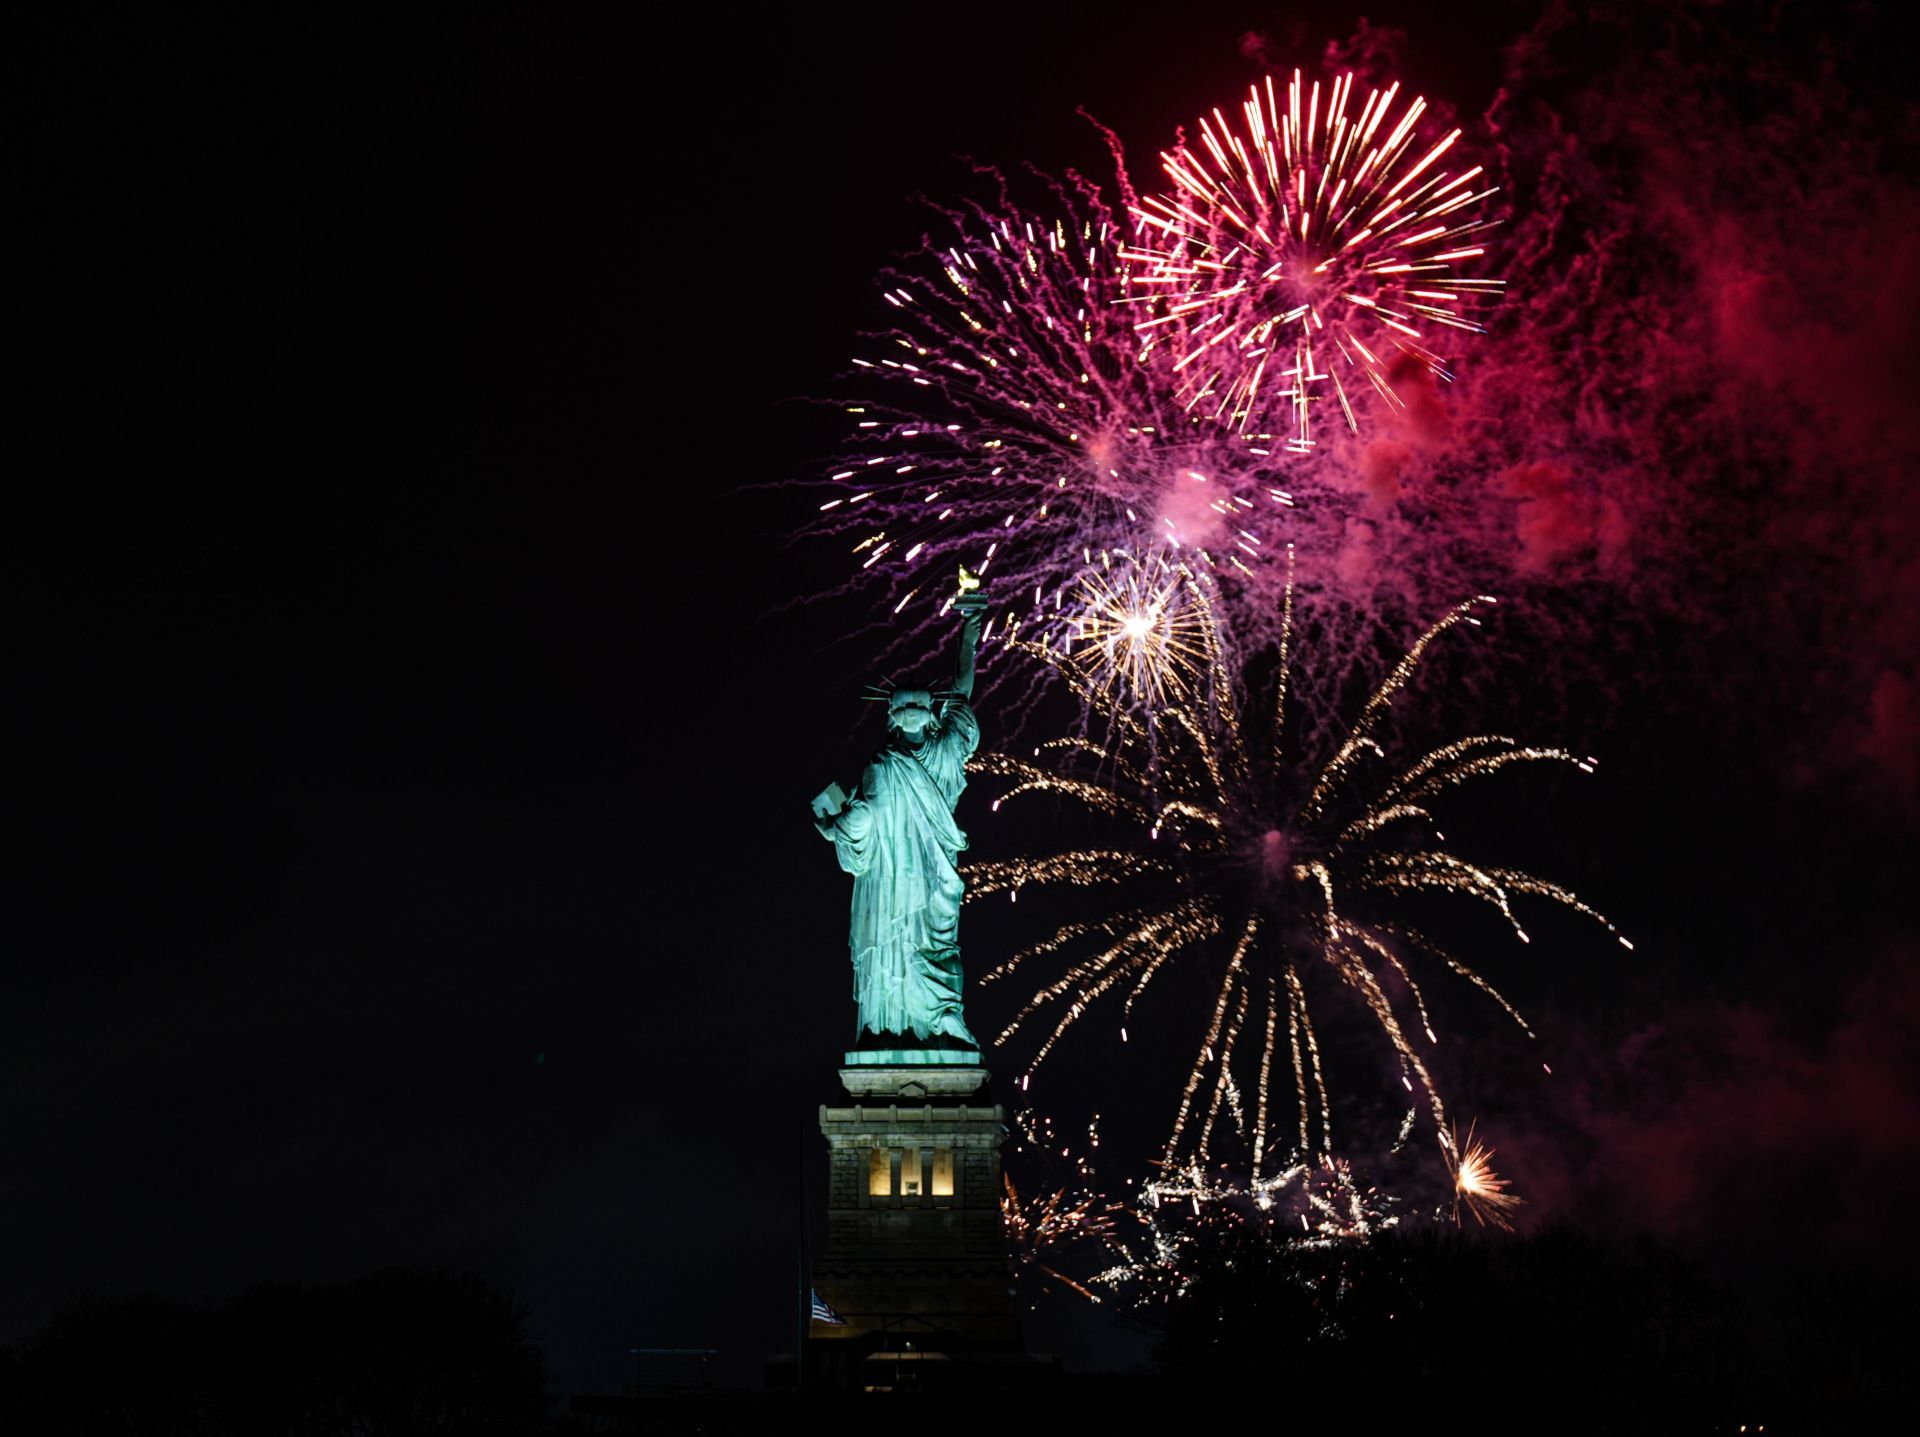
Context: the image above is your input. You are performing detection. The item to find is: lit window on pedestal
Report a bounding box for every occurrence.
[901,1149,922,1198]
[868,1148,889,1197]
[931,1148,954,1197]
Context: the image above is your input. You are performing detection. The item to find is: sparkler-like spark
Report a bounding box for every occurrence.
[1089,1154,1391,1304]
[975,558,1627,1184]
[1002,1173,1123,1302]
[1123,69,1503,451]
[1147,1155,1387,1242]
[1002,1111,1132,1302]
[1451,1122,1522,1230]
[1034,549,1217,713]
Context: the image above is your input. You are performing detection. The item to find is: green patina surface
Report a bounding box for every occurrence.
[814,582,991,1052]
[842,1049,984,1067]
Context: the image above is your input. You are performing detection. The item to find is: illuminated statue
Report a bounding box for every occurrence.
[814,572,989,1052]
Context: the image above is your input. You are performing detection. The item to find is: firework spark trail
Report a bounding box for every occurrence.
[809,191,1510,751]
[818,180,1295,565]
[807,73,1514,735]
[1124,68,1504,453]
[810,175,1314,697]
[971,555,1629,1185]
[805,27,1918,779]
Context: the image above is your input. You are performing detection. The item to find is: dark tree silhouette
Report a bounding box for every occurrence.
[1,1268,551,1435]
[1136,1223,1913,1428]
[1,1293,211,1436]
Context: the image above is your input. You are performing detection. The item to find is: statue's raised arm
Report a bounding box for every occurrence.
[813,572,989,1057]
[949,564,989,702]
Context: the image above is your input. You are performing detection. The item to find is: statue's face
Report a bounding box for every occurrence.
[889,705,934,741]
[888,689,935,741]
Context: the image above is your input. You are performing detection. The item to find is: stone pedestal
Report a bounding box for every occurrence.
[838,1060,988,1100]
[812,1065,1015,1349]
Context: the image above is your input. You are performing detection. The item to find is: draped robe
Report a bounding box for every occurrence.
[824,701,980,1047]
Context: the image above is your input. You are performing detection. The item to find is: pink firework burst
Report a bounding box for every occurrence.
[1123,69,1504,454]
[814,179,1297,685]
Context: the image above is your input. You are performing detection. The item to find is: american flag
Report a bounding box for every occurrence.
[809,1288,846,1325]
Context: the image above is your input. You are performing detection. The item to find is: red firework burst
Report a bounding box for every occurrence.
[1123,70,1504,453]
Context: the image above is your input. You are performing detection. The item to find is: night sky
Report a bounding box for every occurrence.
[15,1,1918,1396]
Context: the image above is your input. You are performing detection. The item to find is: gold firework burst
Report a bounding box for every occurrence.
[972,558,1628,1183]
[1060,552,1215,710]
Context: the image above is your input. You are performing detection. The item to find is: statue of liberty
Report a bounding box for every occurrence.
[813,572,988,1054]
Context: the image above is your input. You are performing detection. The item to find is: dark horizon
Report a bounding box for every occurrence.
[13,0,1917,1401]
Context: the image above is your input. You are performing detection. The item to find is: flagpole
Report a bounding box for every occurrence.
[796,1115,808,1393]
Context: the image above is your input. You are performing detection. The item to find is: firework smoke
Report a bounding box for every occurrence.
[808,93,1509,730]
[806,5,1918,792]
